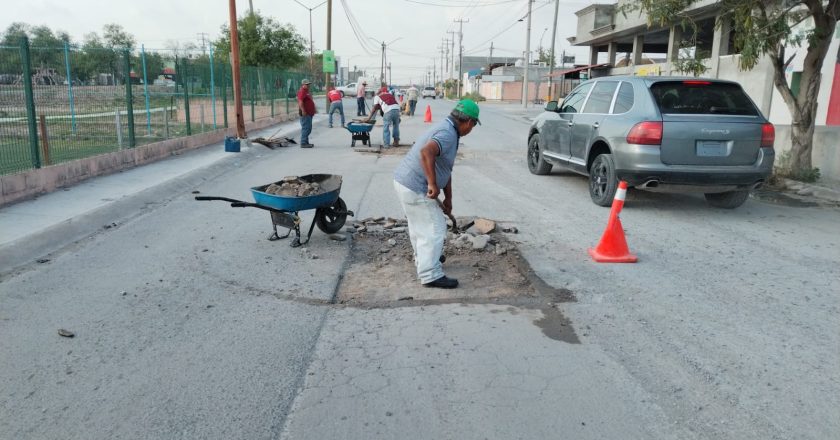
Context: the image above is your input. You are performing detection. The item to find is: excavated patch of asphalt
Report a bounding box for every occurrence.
[335,219,579,343]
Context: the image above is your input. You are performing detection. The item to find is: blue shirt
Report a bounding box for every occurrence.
[393,117,460,194]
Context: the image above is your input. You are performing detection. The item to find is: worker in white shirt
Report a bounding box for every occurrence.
[365,87,401,147]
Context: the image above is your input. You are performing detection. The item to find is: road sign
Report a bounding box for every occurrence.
[323,50,335,73]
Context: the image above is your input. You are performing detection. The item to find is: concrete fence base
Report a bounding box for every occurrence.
[0,115,299,207]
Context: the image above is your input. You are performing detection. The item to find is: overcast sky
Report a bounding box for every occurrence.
[2,0,594,84]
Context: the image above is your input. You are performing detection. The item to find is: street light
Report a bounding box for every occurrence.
[293,0,328,83]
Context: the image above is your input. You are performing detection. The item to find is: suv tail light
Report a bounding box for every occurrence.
[626,121,663,145]
[761,123,775,149]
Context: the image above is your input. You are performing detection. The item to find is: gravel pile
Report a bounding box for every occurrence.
[264,176,325,197]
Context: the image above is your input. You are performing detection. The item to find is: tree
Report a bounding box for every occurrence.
[0,23,72,74]
[621,0,839,178]
[102,24,135,52]
[75,24,137,84]
[29,25,70,70]
[536,48,554,66]
[214,11,306,70]
[1,22,31,46]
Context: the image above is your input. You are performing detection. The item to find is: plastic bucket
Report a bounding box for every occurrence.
[224,137,240,152]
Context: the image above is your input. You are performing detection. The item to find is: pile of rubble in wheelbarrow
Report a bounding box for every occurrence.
[264,176,326,197]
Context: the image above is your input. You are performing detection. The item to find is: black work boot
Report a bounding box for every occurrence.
[423,276,458,289]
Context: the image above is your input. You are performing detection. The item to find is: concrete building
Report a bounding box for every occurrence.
[569,1,840,181]
[476,64,556,102]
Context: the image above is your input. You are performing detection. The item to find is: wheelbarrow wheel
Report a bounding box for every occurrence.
[316,197,348,234]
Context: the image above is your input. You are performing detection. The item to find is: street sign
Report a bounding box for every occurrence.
[322,50,335,73]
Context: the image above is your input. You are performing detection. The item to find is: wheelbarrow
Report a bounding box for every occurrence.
[345,121,374,147]
[196,174,354,247]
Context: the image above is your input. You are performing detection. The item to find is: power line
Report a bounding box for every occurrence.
[338,0,378,55]
[403,0,520,6]
[463,0,552,54]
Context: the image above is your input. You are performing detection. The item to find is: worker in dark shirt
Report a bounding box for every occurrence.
[297,79,317,148]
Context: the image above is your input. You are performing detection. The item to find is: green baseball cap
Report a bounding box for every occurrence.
[454,99,480,125]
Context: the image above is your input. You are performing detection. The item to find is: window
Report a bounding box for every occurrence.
[560,83,592,113]
[612,82,634,114]
[583,81,617,114]
[650,81,759,116]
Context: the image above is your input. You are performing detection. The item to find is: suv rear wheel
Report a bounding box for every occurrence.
[704,190,749,209]
[589,153,618,206]
[527,135,552,175]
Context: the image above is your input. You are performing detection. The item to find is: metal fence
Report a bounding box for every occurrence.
[0,37,315,175]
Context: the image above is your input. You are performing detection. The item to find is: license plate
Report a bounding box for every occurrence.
[697,140,727,156]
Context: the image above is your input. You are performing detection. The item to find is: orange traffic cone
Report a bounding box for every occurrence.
[424,104,432,123]
[399,95,404,103]
[588,181,637,263]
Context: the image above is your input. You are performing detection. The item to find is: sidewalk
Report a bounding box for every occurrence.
[0,116,324,272]
[780,177,840,204]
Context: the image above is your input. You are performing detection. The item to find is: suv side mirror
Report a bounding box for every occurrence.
[544,101,558,112]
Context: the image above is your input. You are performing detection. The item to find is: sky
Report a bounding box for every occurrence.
[2,0,595,84]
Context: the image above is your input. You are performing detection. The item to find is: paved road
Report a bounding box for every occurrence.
[1,97,838,439]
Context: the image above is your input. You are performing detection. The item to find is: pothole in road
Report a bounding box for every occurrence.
[336,220,579,343]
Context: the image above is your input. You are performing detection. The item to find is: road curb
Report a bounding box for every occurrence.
[781,178,840,204]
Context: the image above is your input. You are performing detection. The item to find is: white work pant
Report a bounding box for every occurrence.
[393,180,446,284]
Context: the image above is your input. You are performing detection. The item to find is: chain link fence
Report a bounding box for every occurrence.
[0,37,315,175]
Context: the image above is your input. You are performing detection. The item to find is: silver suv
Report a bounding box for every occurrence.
[527,76,775,208]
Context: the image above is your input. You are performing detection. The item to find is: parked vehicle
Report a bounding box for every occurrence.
[527,76,775,208]
[422,86,436,99]
[336,78,374,98]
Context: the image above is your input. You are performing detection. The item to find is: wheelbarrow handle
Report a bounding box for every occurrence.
[230,201,285,213]
[195,196,246,203]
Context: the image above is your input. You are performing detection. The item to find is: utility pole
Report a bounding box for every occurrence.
[521,0,533,107]
[248,0,254,16]
[325,0,332,108]
[489,41,494,66]
[228,0,245,138]
[447,31,457,79]
[438,42,445,87]
[454,18,468,97]
[547,0,559,101]
[380,41,385,85]
[443,38,450,76]
[388,62,392,86]
[433,58,436,88]
[196,33,209,57]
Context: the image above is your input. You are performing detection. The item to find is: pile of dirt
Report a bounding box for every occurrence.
[264,176,325,197]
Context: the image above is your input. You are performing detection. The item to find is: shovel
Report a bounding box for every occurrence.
[436,199,474,233]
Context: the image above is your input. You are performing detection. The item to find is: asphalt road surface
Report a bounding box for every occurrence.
[1,97,838,439]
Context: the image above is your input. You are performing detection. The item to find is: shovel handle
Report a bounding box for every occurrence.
[436,199,458,232]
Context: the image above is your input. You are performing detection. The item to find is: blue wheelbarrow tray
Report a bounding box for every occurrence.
[345,122,375,147]
[345,122,374,133]
[250,174,343,212]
